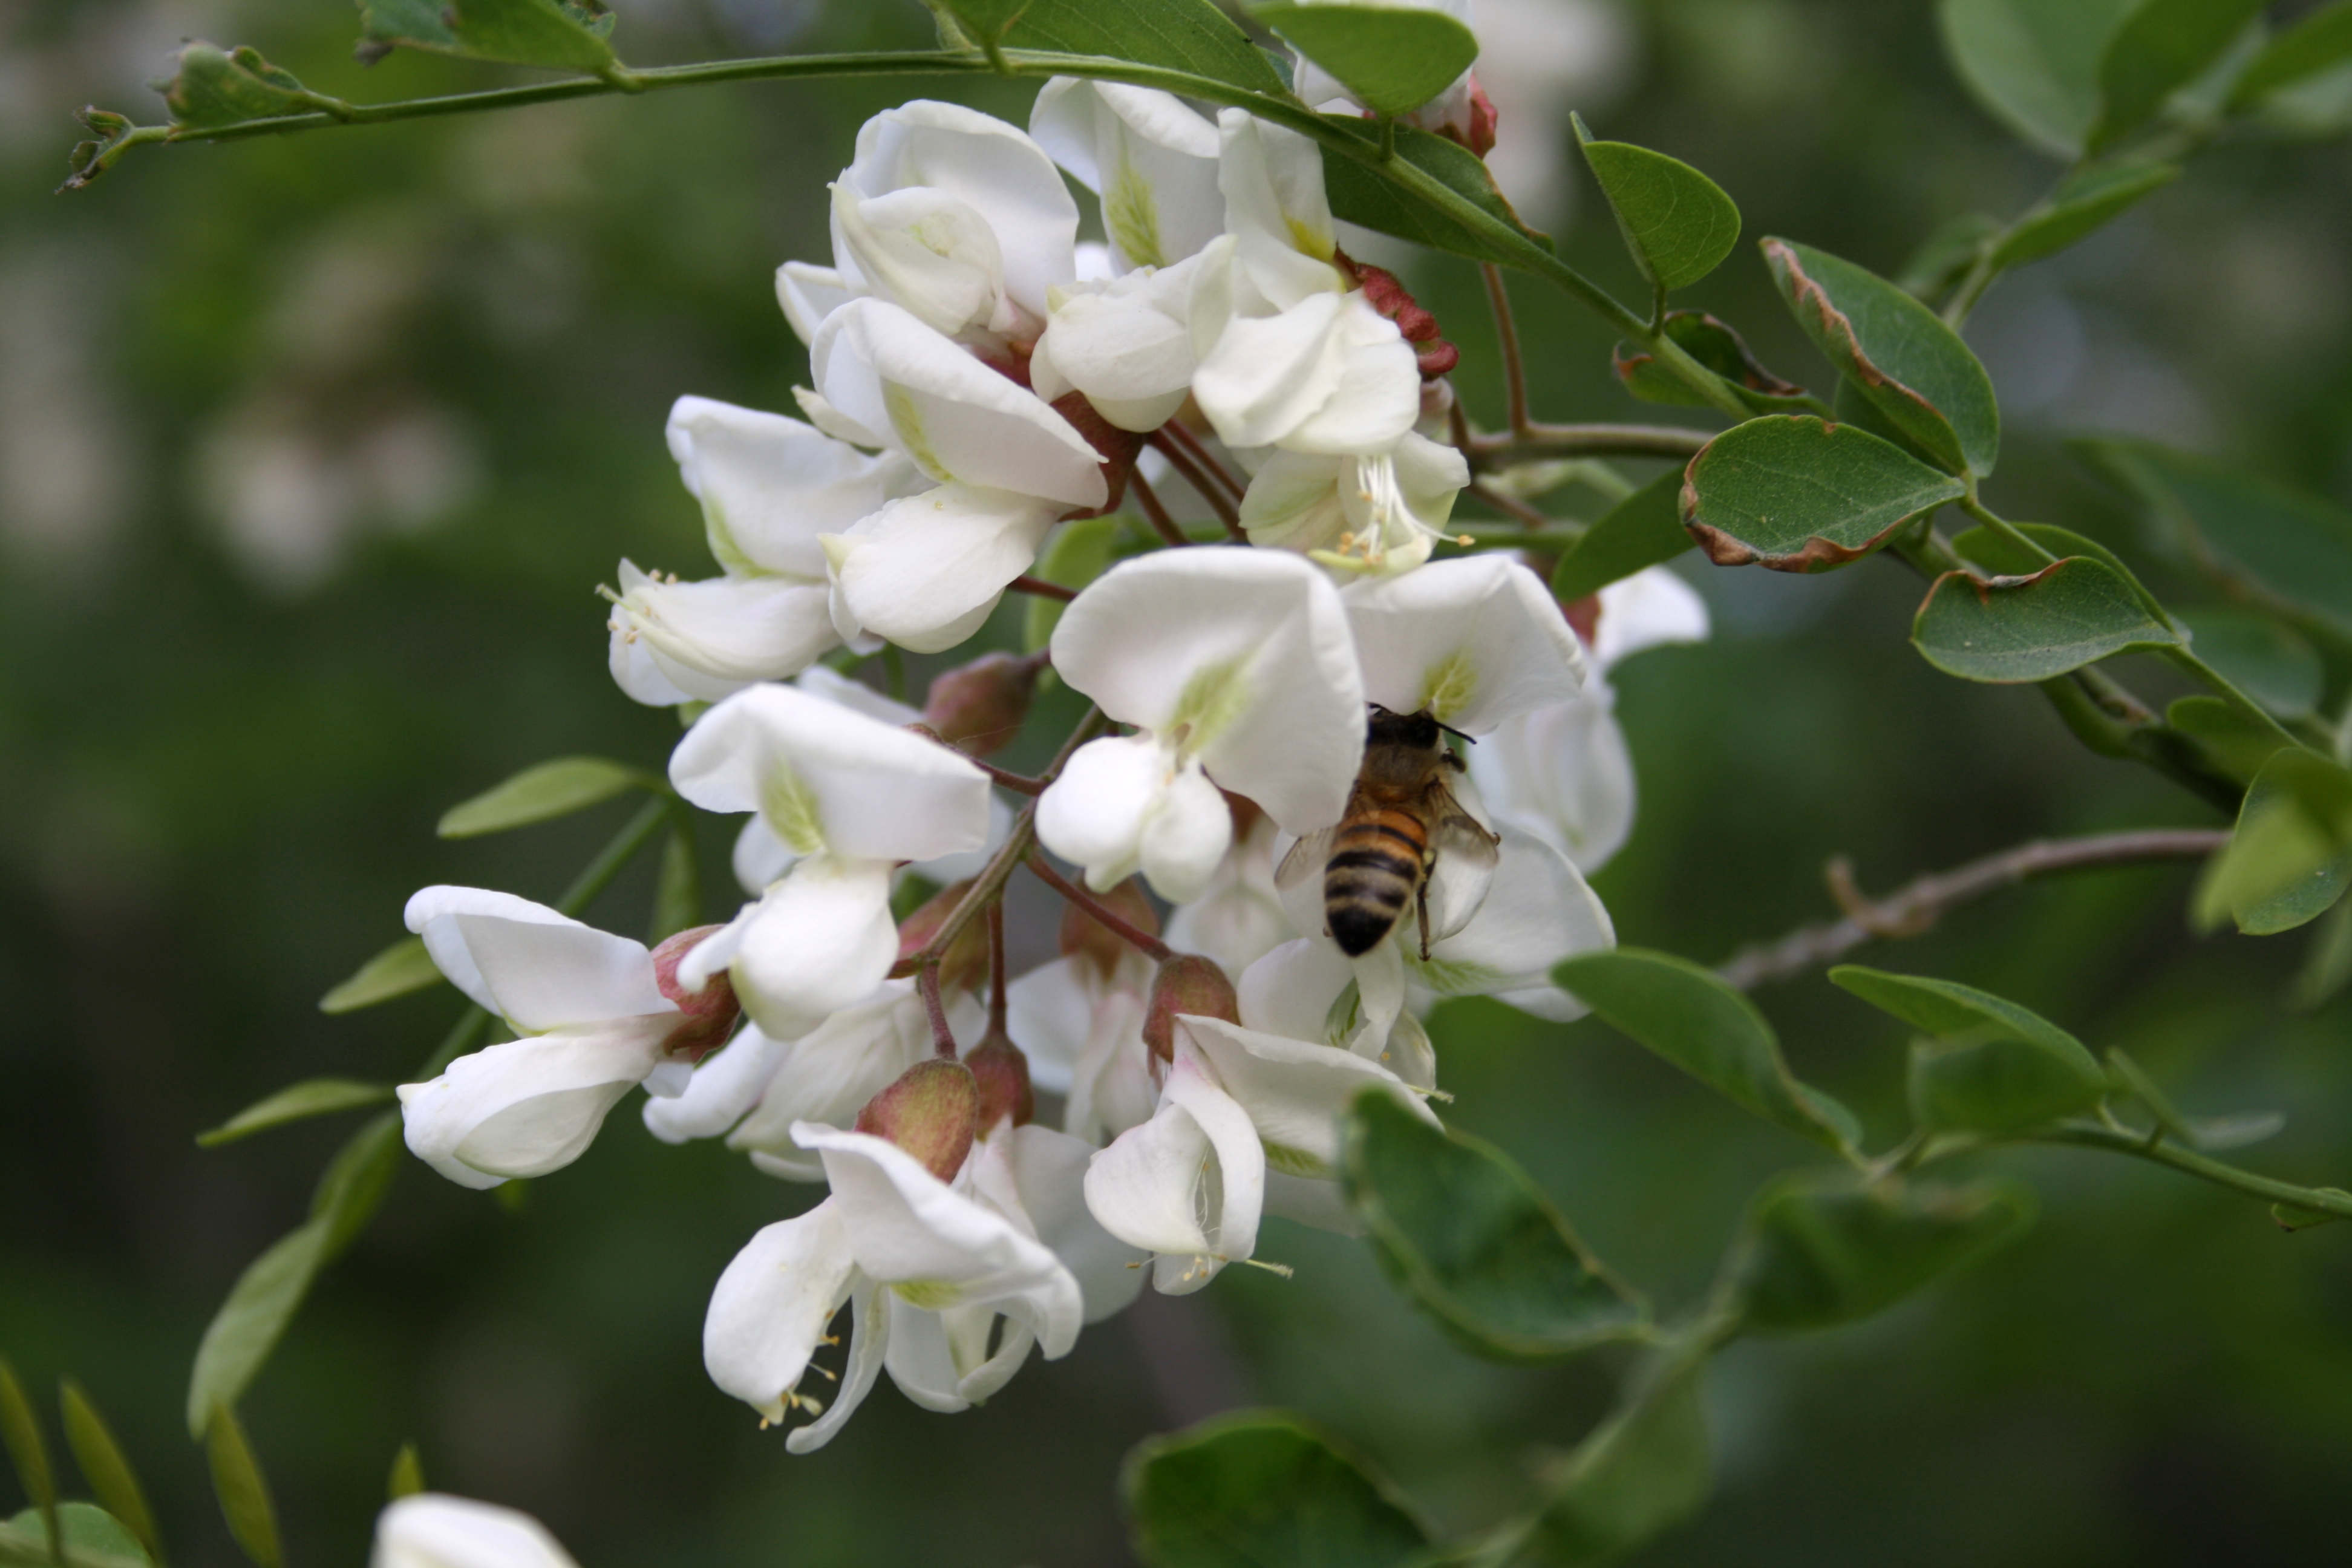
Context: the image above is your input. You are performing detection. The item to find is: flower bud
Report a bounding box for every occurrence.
[854,1059,980,1183]
[896,880,990,993]
[921,652,1042,758]
[1346,256,1460,380]
[1141,953,1240,1064]
[963,1030,1034,1131]
[651,924,742,1061]
[1058,877,1160,982]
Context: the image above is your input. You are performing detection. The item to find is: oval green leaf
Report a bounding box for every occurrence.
[60,1382,163,1567]
[1318,117,1554,266]
[2175,608,2323,720]
[1572,115,1742,293]
[437,755,651,838]
[1518,1342,1713,1563]
[2193,748,2352,936]
[1551,472,1690,603]
[356,0,618,73]
[1938,0,2138,157]
[2231,0,2352,106]
[1950,518,2173,621]
[1912,556,2182,682]
[2088,0,2267,153]
[1342,1091,1647,1362]
[996,0,1290,96]
[1556,949,1857,1151]
[1764,238,2001,477]
[161,43,344,130]
[203,1405,281,1568]
[1681,415,1965,573]
[1991,162,2179,269]
[198,1078,397,1148]
[1829,965,2100,1070]
[1122,1413,1431,1568]
[1613,310,1813,413]
[1,1504,153,1568]
[319,934,442,1014]
[1908,1030,2108,1134]
[1256,4,1479,117]
[1730,1174,2036,1333]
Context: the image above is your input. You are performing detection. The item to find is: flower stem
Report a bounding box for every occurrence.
[1146,429,1244,538]
[1464,479,1552,532]
[1127,468,1193,548]
[920,959,958,1059]
[1478,263,1530,439]
[1024,852,1174,962]
[987,900,1008,1037]
[914,708,1109,967]
[2036,1120,2352,1221]
[1467,423,1710,466]
[1007,574,1076,602]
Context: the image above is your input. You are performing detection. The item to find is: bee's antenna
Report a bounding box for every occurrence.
[1436,719,1475,745]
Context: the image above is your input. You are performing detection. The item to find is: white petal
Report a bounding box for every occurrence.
[1034,733,1166,892]
[1215,108,1344,309]
[729,858,902,1040]
[670,682,993,863]
[1263,1170,1365,1237]
[1082,1090,1216,1259]
[642,1025,787,1145]
[1237,936,1355,1046]
[831,181,1010,340]
[1413,829,1616,1011]
[399,1019,671,1187]
[1194,290,1353,452]
[606,565,840,701]
[1031,79,1221,272]
[881,1295,975,1411]
[1139,760,1233,904]
[403,887,669,1031]
[1273,296,1421,456]
[704,1200,860,1423]
[991,1123,1150,1322]
[1344,554,1586,734]
[784,1279,890,1454]
[1178,1013,1434,1178]
[665,396,916,580]
[1465,685,1636,874]
[733,815,798,895]
[1592,566,1711,670]
[1237,448,1349,555]
[371,1494,580,1568]
[912,789,1013,887]
[1028,263,1201,433]
[1004,953,1093,1096]
[1166,817,1296,980]
[828,484,1060,654]
[727,982,941,1158]
[679,903,754,995]
[1005,952,1155,1143]
[1156,1050,1265,1284]
[794,662,923,725]
[776,260,856,347]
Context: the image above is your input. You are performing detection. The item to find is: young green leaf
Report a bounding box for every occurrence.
[1342,1091,1647,1362]
[0,1504,154,1568]
[1763,238,2001,477]
[648,826,701,942]
[1555,949,1858,1151]
[2165,697,2292,785]
[2273,1187,2352,1231]
[387,1443,425,1501]
[2174,609,2323,720]
[319,934,442,1014]
[1024,515,1125,654]
[1550,472,1690,603]
[1612,311,1812,413]
[2087,0,2267,153]
[0,1361,56,1561]
[2292,898,2352,1011]
[356,0,620,74]
[437,756,652,838]
[1990,162,2179,269]
[2103,1047,2282,1152]
[59,1382,163,1566]
[1680,415,1966,573]
[1572,114,1742,293]
[1515,1342,1713,1564]
[2193,748,2352,936]
[2230,0,2352,107]
[1255,4,1480,117]
[1829,965,2100,1071]
[1122,1413,1431,1568]
[160,43,347,130]
[1728,1174,2036,1332]
[996,0,1290,96]
[197,1079,396,1148]
[1318,117,1553,266]
[1950,519,2174,621]
[1908,1028,2108,1134]
[1898,211,2002,298]
[1912,557,2183,683]
[203,1405,281,1568]
[1936,0,2138,158]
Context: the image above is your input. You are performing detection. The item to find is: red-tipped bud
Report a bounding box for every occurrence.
[855,1059,980,1183]
[1345,256,1461,382]
[1562,592,1603,649]
[1457,76,1498,158]
[1142,953,1240,1063]
[1059,878,1160,982]
[921,652,1042,759]
[650,924,740,1061]
[897,880,990,993]
[964,1031,1035,1131]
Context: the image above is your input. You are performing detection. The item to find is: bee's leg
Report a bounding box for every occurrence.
[1416,876,1432,961]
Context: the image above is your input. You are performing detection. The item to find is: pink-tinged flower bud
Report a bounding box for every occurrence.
[854,1059,980,1183]
[1457,76,1498,159]
[1561,592,1603,648]
[1345,255,1461,381]
[963,1030,1034,1131]
[651,924,741,1061]
[1059,878,1160,982]
[1141,953,1240,1064]
[896,880,990,993]
[921,652,1042,758]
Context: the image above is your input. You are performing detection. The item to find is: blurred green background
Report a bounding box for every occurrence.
[5,1,2352,1562]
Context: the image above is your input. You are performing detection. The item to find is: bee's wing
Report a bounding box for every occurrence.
[1275,826,1339,892]
[1420,792,1501,946]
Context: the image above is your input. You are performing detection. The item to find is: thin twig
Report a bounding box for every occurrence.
[1716,829,2229,990]
[1008,574,1075,602]
[1468,423,1712,467]
[1148,430,1246,538]
[919,959,958,1059]
[1025,852,1174,962]
[1480,263,1530,438]
[987,901,1008,1036]
[1465,479,1552,532]
[1127,469,1192,547]
[1159,420,1247,502]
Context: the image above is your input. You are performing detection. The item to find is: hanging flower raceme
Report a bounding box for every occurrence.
[1036,547,1367,903]
[668,683,993,1039]
[371,1494,580,1568]
[396,889,740,1189]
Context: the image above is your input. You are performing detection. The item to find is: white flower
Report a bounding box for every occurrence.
[397,889,731,1189]
[669,684,993,1037]
[1029,79,1223,273]
[1240,432,1470,575]
[725,982,983,1179]
[1344,552,1585,733]
[1007,947,1157,1146]
[1165,806,1296,980]
[1028,250,1209,434]
[1082,1013,1435,1292]
[776,260,856,345]
[606,561,840,705]
[371,1494,578,1568]
[1289,0,1486,152]
[1036,548,1366,902]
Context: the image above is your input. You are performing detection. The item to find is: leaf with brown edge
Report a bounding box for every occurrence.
[1681,416,1965,573]
[1763,238,2001,478]
[1613,311,1815,414]
[1912,556,2183,683]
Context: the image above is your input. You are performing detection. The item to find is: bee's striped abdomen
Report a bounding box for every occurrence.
[1323,809,1428,956]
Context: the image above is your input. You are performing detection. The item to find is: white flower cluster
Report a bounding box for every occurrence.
[393,82,1706,1452]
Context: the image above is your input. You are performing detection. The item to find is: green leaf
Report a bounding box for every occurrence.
[319,935,443,1014]
[1611,311,1813,414]
[995,0,1289,96]
[159,43,346,130]
[2292,898,2352,1010]
[1550,473,1690,603]
[2175,608,2323,720]
[1571,115,1742,293]
[355,0,620,74]
[1122,1413,1431,1568]
[0,1505,152,1568]
[1832,965,2105,1135]
[0,1361,56,1557]
[437,755,651,838]
[1898,211,2002,298]
[2074,439,2352,638]
[187,1114,402,1439]
[1341,1091,1647,1362]
[1937,0,2138,157]
[203,1405,281,1568]
[1729,1174,2036,1332]
[2230,0,2352,106]
[387,1443,425,1501]
[1989,161,2180,269]
[1763,238,2001,477]
[198,1078,396,1148]
[1555,949,1858,1152]
[2272,1187,2352,1231]
[59,1382,162,1566]
[1912,557,2183,682]
[1025,515,1124,654]
[648,826,701,942]
[1681,415,1966,573]
[1950,519,2174,620]
[1319,117,1553,266]
[2194,748,2352,936]
[1255,4,1479,117]
[2165,696,2292,785]
[2088,0,2267,152]
[1515,1343,1713,1564]
[2105,1047,2283,1152]
[1829,965,2102,1071]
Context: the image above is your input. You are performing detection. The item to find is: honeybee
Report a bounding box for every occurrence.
[1276,705,1501,959]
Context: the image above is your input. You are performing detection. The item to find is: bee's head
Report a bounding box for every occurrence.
[1365,704,1449,750]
